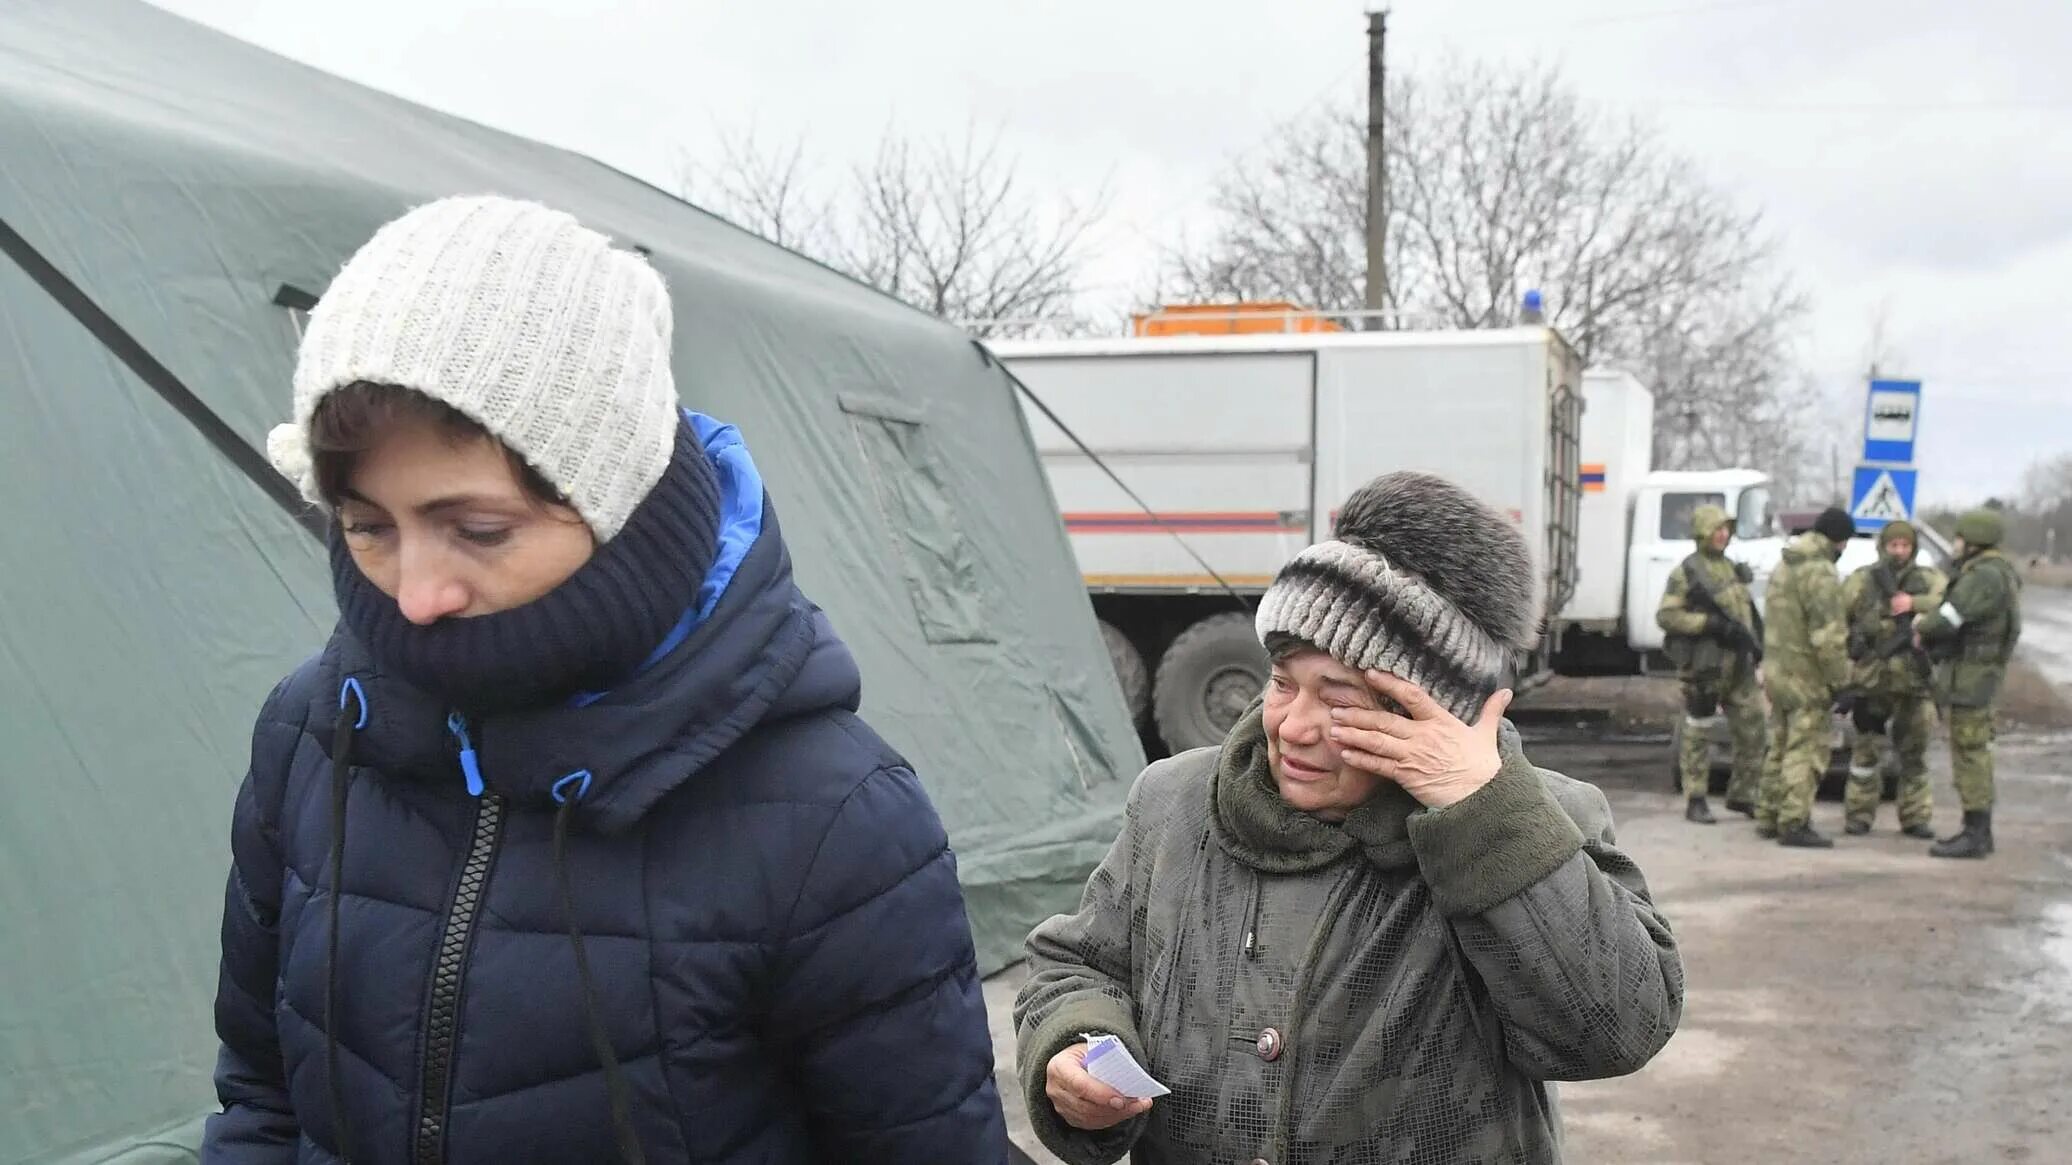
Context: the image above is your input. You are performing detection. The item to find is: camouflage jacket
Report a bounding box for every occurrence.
[1916,548,2022,707]
[1842,557,1945,697]
[1015,719,1682,1165]
[1762,531,1850,710]
[1656,549,1760,679]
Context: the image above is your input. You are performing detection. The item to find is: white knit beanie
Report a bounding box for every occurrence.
[266,195,679,542]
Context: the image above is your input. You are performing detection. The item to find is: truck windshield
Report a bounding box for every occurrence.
[1736,486,1775,538]
[1660,492,1727,540]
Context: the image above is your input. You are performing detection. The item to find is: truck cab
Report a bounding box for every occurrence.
[1626,469,1779,657]
[1552,451,1782,675]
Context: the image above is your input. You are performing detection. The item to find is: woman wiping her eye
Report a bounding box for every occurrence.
[1015,471,1683,1165]
[203,195,1007,1164]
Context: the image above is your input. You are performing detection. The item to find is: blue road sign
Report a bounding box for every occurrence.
[1861,379,1922,464]
[1850,465,1918,531]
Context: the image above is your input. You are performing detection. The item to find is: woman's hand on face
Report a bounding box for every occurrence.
[1046,1043,1154,1131]
[1328,671,1510,809]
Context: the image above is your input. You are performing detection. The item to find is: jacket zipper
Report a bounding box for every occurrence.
[1241,876,1263,959]
[413,715,506,1165]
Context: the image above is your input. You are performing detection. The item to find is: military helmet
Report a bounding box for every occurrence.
[1954,508,2005,549]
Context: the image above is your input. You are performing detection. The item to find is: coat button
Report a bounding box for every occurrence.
[1256,1026,1283,1061]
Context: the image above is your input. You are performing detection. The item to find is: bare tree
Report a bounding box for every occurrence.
[1625,275,1814,490]
[1161,59,1816,490]
[683,125,1105,336]
[2020,453,2072,514]
[686,127,831,256]
[1862,298,1905,376]
[1160,109,1372,318]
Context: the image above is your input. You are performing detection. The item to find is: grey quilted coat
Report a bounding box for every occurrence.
[1014,719,1683,1165]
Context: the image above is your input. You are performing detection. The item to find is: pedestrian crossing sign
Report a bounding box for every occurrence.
[1850,465,1917,530]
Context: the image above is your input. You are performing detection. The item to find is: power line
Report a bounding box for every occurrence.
[979,346,1251,611]
[1603,97,2072,113]
[1444,0,1799,38]
[1562,0,1800,27]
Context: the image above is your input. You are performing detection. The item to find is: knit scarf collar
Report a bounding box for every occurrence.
[1210,702,1423,873]
[330,417,720,716]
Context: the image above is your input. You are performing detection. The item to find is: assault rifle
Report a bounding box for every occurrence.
[1853,560,1934,688]
[1681,561,1763,663]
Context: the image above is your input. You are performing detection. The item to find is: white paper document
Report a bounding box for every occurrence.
[1080,1032,1171,1099]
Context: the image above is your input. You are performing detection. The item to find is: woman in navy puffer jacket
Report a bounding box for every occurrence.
[202,196,1007,1163]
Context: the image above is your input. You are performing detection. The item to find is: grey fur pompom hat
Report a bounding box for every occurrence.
[1254,471,1543,721]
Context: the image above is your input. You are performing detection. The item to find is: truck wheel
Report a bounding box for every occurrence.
[1153,612,1268,754]
[1100,620,1150,726]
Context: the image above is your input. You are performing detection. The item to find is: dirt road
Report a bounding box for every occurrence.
[1541,580,2072,1164]
[1535,728,2072,1165]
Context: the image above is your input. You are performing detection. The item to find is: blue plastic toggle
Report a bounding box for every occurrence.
[551,770,595,804]
[446,713,485,797]
[339,677,369,730]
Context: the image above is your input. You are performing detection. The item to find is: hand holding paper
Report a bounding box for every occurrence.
[1044,1034,1163,1132]
[1080,1033,1170,1099]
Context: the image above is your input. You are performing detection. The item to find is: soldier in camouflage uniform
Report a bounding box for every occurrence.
[1655,504,1766,825]
[1913,508,2022,859]
[1839,519,1944,837]
[1755,506,1856,848]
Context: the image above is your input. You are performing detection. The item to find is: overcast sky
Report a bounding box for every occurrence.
[147,0,2072,509]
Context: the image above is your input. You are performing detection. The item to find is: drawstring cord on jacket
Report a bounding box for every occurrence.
[551,772,647,1165]
[327,679,367,1165]
[318,686,641,1164]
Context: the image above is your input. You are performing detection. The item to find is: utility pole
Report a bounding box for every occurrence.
[1860,362,1875,506]
[1364,9,1388,327]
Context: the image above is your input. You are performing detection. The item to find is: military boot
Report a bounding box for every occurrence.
[1844,818,1871,836]
[1900,821,1937,840]
[1777,822,1834,849]
[1725,797,1755,818]
[1755,821,1778,840]
[1686,797,1717,825]
[1929,811,1994,859]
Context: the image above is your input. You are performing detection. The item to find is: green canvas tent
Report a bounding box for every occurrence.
[0,0,1143,1159]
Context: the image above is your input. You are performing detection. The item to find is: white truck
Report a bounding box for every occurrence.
[992,325,1587,753]
[992,324,1939,761]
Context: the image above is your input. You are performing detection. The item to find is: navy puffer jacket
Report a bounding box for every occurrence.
[203,419,1007,1162]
